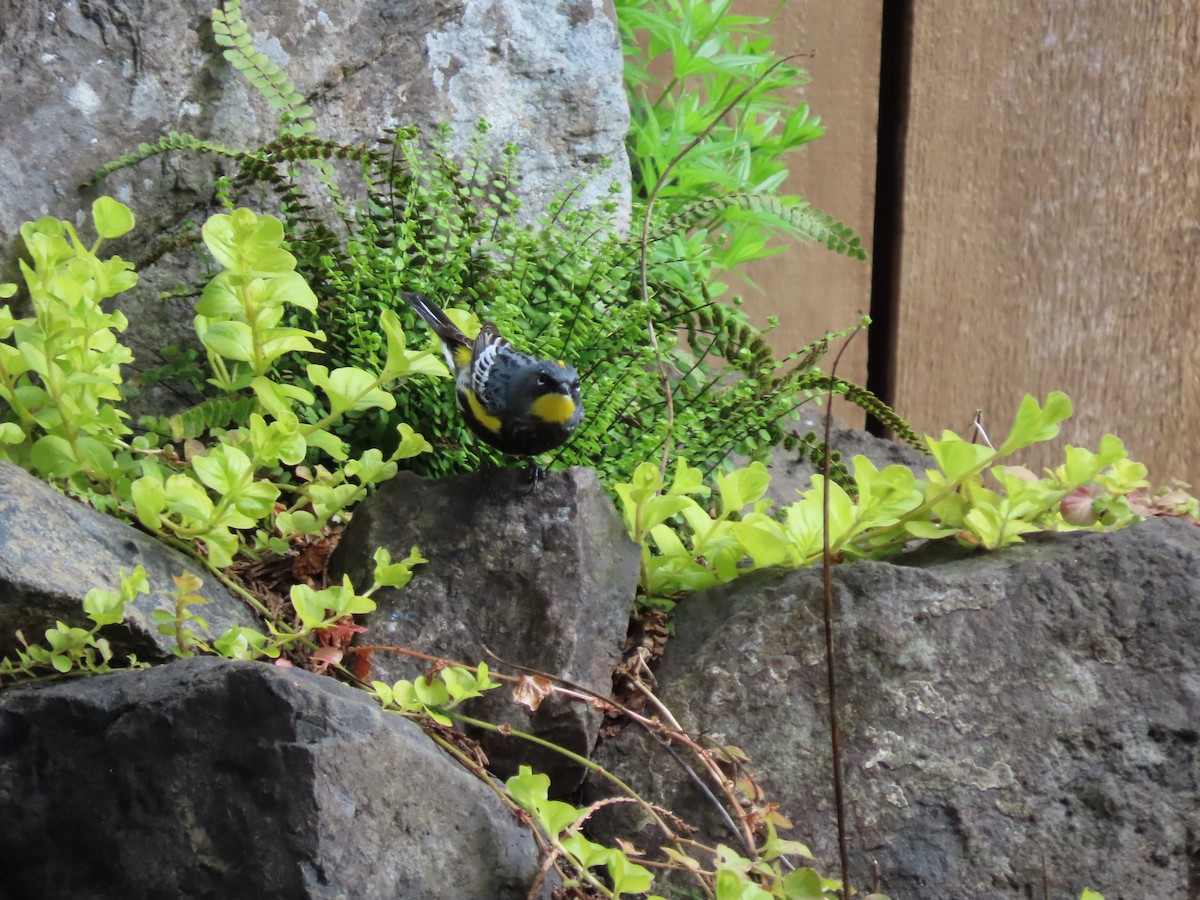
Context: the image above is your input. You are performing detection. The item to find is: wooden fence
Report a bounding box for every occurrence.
[742,1,1199,487]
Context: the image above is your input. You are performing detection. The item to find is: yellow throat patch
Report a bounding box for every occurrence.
[530,392,577,425]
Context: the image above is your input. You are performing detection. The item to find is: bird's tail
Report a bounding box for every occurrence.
[402,293,470,348]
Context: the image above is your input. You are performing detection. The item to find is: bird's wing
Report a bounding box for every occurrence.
[470,324,511,408]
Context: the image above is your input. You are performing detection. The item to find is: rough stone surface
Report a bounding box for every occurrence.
[0,0,629,229]
[332,466,639,792]
[0,656,547,899]
[0,460,260,662]
[0,0,630,406]
[588,517,1200,899]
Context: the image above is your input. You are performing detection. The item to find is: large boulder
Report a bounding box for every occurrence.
[0,0,629,232]
[588,517,1200,899]
[332,466,639,792]
[0,460,260,663]
[0,656,547,899]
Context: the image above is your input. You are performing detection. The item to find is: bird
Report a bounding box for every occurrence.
[402,293,584,458]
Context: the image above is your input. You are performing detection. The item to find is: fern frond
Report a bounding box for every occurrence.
[804,374,923,450]
[163,395,259,441]
[780,428,855,491]
[212,1,313,136]
[641,193,867,260]
[88,132,250,186]
[252,135,386,170]
[753,195,867,259]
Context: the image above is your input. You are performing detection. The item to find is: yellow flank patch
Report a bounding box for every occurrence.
[464,389,503,434]
[531,392,576,425]
[453,345,473,370]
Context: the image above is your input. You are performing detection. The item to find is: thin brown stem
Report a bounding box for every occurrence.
[822,323,865,897]
[482,644,750,884]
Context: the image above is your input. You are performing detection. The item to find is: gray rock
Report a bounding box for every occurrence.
[0,0,629,230]
[0,656,546,899]
[588,517,1200,899]
[332,466,639,792]
[0,460,261,664]
[0,0,630,408]
[421,0,631,223]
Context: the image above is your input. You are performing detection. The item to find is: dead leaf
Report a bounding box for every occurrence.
[308,646,343,674]
[349,647,373,681]
[291,535,333,581]
[512,674,554,711]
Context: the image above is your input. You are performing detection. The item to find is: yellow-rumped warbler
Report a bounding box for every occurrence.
[403,293,584,457]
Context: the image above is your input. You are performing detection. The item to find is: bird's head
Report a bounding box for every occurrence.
[520,359,583,427]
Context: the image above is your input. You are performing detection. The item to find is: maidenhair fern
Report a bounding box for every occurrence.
[89,132,252,186]
[211,0,314,138]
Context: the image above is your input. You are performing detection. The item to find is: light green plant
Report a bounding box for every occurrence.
[370,661,502,727]
[0,566,150,681]
[0,200,443,576]
[0,542,425,682]
[152,572,214,658]
[190,545,425,663]
[507,766,659,899]
[373,659,670,897]
[130,207,443,567]
[368,652,865,898]
[372,664,668,898]
[618,392,1162,607]
[0,197,139,500]
[709,836,873,900]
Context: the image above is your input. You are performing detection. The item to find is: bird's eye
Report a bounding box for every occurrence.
[536,373,549,388]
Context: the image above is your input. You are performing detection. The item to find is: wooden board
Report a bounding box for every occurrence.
[739,0,884,429]
[892,3,1200,485]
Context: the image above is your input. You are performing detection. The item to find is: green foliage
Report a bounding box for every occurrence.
[89,131,261,187]
[618,0,863,278]
[0,200,437,572]
[142,503,425,667]
[0,198,138,496]
[373,662,667,898]
[618,392,1162,607]
[507,766,660,899]
[96,116,898,486]
[0,566,150,682]
[367,646,858,899]
[710,840,855,900]
[211,0,314,138]
[291,120,873,483]
[372,661,501,728]
[151,572,213,658]
[0,538,425,679]
[367,644,854,898]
